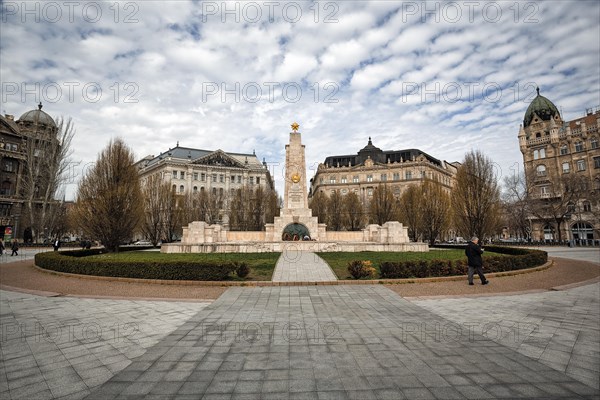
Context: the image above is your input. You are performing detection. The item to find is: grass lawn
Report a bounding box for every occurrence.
[84,251,281,281]
[317,250,505,280]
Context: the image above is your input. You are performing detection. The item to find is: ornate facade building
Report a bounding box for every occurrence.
[136,145,274,223]
[518,88,600,242]
[309,138,458,201]
[1,103,59,241]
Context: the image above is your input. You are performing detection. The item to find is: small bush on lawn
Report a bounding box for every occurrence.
[234,262,250,278]
[348,260,376,279]
[35,251,237,281]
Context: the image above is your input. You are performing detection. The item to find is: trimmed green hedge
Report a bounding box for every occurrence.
[35,250,237,281]
[379,247,547,279]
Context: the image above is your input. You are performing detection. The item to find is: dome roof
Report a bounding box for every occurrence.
[18,103,56,128]
[523,88,559,127]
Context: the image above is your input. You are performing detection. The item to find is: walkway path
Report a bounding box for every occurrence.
[86,285,598,399]
[272,250,337,282]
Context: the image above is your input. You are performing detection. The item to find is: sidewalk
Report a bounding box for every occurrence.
[272,251,337,282]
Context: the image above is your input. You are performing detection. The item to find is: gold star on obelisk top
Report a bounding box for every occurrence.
[291,122,299,132]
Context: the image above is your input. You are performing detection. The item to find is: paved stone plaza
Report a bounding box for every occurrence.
[0,249,599,399]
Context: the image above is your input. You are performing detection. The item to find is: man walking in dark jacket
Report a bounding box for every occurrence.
[465,237,489,285]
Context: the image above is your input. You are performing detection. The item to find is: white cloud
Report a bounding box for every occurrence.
[1,0,598,199]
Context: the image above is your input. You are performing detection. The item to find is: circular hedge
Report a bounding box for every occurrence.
[379,245,547,279]
[34,249,237,281]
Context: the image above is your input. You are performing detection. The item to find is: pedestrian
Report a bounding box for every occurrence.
[53,238,60,251]
[11,240,19,256]
[0,238,4,255]
[465,236,489,286]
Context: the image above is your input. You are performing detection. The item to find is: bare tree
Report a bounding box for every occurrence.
[528,172,588,242]
[21,117,75,242]
[343,191,364,231]
[309,191,328,224]
[140,174,171,246]
[420,180,451,245]
[72,138,142,252]
[228,186,280,231]
[451,150,501,240]
[397,184,423,241]
[369,185,396,225]
[327,190,344,231]
[502,171,532,240]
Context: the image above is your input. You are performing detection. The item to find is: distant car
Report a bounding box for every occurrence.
[133,240,152,246]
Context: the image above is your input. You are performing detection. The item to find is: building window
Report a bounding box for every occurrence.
[421,171,426,178]
[353,176,359,183]
[172,184,176,191]
[341,189,347,194]
[180,171,185,179]
[256,177,260,185]
[367,188,373,196]
[193,186,198,193]
[367,175,373,182]
[405,171,412,180]
[193,173,198,181]
[212,174,217,182]
[393,173,400,181]
[567,202,576,213]
[250,177,254,185]
[179,185,185,193]
[575,141,584,152]
[540,186,549,196]
[381,174,387,181]
[536,165,547,177]
[577,160,586,171]
[3,160,15,172]
[330,176,336,184]
[320,178,324,184]
[591,137,599,149]
[560,145,569,155]
[594,156,600,169]
[533,148,546,160]
[212,188,217,195]
[583,201,591,212]
[238,176,242,183]
[219,174,224,183]
[201,173,206,181]
[562,162,570,174]
[172,171,178,179]
[341,176,347,184]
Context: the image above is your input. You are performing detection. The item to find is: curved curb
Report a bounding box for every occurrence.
[32,259,553,287]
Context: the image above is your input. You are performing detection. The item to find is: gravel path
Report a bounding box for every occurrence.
[0,260,228,300]
[386,256,599,298]
[0,256,598,300]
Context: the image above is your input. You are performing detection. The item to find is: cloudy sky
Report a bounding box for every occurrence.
[2,0,599,198]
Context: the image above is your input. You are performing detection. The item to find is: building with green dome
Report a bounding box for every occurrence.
[0,103,62,242]
[518,89,600,243]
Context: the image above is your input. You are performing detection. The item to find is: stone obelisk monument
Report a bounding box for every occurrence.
[265,123,326,240]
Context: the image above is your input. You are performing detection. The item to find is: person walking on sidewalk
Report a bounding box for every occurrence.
[465,236,489,286]
[10,240,19,256]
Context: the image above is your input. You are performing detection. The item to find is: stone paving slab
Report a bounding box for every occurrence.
[412,282,600,390]
[0,290,210,399]
[272,251,337,282]
[86,286,599,399]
